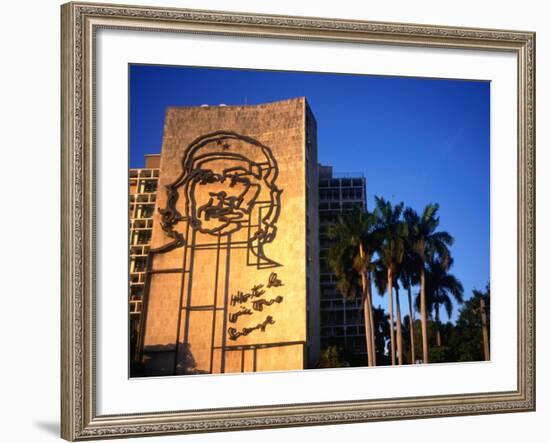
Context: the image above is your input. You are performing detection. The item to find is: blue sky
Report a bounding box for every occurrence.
[130,64,490,323]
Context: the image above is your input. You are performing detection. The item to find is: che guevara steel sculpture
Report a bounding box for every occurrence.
[154,130,283,269]
[140,131,285,374]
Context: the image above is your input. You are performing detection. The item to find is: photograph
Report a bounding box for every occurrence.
[128,64,491,377]
[58,3,535,439]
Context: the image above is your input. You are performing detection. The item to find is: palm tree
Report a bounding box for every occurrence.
[400,232,421,364]
[404,204,453,364]
[399,260,420,364]
[421,258,464,347]
[373,264,395,364]
[326,207,380,366]
[472,284,490,360]
[373,197,407,365]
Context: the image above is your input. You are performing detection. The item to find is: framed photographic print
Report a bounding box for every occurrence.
[61,1,536,440]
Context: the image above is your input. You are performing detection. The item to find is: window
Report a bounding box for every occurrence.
[136,231,151,245]
[142,179,158,193]
[132,257,147,273]
[137,204,155,219]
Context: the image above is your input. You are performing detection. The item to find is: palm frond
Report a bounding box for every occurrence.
[325,206,379,302]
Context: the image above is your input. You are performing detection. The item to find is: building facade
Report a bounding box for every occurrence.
[135,98,320,376]
[318,164,368,360]
[129,154,160,358]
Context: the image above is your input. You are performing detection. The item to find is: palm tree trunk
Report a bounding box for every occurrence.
[358,244,376,367]
[420,267,429,363]
[395,286,403,365]
[480,297,490,361]
[407,285,416,364]
[362,296,374,366]
[388,269,396,366]
[366,276,377,366]
[361,272,374,366]
[435,304,441,347]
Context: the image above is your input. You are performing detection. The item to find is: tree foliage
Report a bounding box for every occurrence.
[316,345,351,369]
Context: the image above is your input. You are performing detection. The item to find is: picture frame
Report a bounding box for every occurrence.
[60,1,536,440]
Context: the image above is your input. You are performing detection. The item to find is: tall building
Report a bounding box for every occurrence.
[129,154,160,357]
[136,98,321,376]
[318,164,368,360]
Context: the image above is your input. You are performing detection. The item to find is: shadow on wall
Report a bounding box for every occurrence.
[131,343,208,377]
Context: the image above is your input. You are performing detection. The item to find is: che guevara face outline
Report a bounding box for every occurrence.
[186,156,264,236]
[155,131,282,268]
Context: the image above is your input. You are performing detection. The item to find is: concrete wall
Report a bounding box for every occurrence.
[144,154,160,169]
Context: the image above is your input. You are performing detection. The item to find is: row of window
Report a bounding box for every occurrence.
[130,273,146,285]
[130,218,154,230]
[320,274,338,284]
[130,244,150,256]
[129,168,159,179]
[321,337,366,353]
[130,178,159,194]
[321,325,366,338]
[319,201,365,211]
[320,299,362,311]
[131,193,157,204]
[319,188,364,201]
[321,312,364,326]
[131,230,152,245]
[129,203,156,219]
[319,178,364,188]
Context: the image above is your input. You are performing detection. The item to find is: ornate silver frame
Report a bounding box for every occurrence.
[61,2,536,440]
